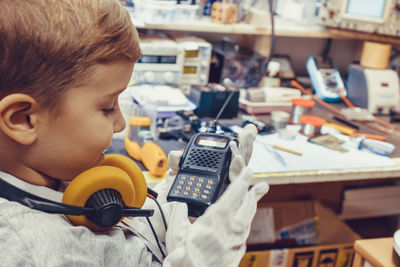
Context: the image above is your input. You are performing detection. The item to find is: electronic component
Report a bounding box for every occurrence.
[209,39,266,88]
[132,35,183,86]
[175,36,212,86]
[318,0,400,37]
[306,56,346,102]
[188,84,239,119]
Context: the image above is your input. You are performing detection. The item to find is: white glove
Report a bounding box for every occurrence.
[161,124,268,266]
[163,158,269,266]
[236,123,258,165]
[146,123,262,247]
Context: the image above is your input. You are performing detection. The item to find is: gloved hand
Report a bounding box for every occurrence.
[235,123,258,165]
[163,156,269,266]
[145,123,260,244]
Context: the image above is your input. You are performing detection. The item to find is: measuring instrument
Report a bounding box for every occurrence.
[167,91,238,217]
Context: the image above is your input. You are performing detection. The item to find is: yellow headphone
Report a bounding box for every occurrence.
[0,154,152,232]
[62,153,148,231]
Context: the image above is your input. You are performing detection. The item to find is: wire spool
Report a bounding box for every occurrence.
[299,115,326,137]
[290,98,315,124]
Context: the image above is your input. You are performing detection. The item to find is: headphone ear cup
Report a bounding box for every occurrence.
[100,154,147,208]
[62,166,135,231]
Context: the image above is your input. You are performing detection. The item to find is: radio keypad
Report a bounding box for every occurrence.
[172,174,217,201]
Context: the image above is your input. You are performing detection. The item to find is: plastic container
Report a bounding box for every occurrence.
[134,1,177,25]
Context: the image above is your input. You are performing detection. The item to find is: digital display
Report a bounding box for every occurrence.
[346,0,386,18]
[183,66,197,74]
[138,55,177,64]
[185,50,199,58]
[196,136,228,148]
[160,56,177,64]
[315,57,334,69]
[138,55,158,64]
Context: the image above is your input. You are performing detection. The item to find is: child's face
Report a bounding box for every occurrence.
[30,61,135,181]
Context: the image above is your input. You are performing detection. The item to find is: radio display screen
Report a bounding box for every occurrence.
[196,136,228,149]
[185,50,199,58]
[183,66,197,74]
[346,0,386,19]
[138,55,177,64]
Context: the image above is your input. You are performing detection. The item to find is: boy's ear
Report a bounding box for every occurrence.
[0,94,41,145]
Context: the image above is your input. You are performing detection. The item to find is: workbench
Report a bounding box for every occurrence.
[109,103,400,222]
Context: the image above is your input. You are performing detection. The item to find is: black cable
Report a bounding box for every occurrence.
[151,197,168,232]
[390,47,400,61]
[322,38,332,60]
[146,217,167,259]
[264,0,275,71]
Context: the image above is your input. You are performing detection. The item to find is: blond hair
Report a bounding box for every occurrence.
[0,0,141,110]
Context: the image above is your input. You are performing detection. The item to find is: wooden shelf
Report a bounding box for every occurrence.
[132,17,329,37]
[132,16,400,44]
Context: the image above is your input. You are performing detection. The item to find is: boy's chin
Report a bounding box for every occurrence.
[96,153,105,165]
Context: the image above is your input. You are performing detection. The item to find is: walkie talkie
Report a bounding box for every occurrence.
[167,90,237,217]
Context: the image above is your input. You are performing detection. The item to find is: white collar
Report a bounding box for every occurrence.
[0,171,63,202]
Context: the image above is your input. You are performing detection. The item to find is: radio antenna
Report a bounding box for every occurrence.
[207,90,235,133]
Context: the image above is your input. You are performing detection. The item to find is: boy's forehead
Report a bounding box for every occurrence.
[71,62,134,94]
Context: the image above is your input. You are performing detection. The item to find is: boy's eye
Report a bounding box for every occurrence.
[102,107,116,116]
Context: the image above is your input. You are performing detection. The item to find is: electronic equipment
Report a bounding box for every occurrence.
[346,64,400,115]
[306,56,346,102]
[167,92,238,217]
[124,116,168,177]
[209,39,266,88]
[0,154,153,231]
[318,0,400,37]
[132,35,183,86]
[188,83,239,119]
[175,36,212,87]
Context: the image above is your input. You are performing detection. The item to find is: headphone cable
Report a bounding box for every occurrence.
[146,217,167,259]
[148,193,168,232]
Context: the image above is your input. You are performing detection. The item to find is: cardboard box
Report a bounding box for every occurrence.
[240,201,360,267]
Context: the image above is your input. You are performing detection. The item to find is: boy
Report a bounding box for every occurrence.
[0,0,269,266]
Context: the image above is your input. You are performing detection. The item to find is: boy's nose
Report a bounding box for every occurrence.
[114,111,126,133]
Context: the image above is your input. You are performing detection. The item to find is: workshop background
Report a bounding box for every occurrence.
[112,0,400,266]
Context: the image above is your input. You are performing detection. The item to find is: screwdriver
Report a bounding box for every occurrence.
[356,136,395,157]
